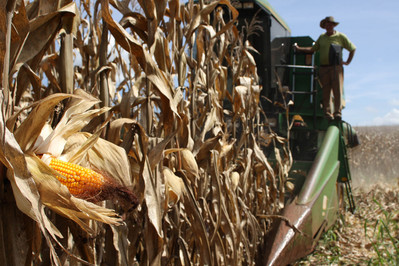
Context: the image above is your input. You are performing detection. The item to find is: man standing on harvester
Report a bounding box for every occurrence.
[295,16,356,121]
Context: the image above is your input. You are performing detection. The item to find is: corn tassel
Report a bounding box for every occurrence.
[49,158,105,198]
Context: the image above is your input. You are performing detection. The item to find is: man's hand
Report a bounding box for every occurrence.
[344,50,356,66]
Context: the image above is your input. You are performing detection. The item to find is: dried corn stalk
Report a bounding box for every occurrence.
[0,0,292,265]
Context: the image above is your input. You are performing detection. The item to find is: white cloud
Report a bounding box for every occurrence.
[372,108,399,125]
[364,106,379,113]
[389,98,399,106]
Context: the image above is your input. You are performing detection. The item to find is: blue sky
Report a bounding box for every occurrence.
[266,0,399,126]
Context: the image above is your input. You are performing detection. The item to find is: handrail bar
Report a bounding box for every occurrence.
[275,64,315,69]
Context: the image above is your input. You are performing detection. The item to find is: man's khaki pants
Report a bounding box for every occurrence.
[319,65,344,118]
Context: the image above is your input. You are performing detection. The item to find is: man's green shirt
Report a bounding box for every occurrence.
[312,31,356,65]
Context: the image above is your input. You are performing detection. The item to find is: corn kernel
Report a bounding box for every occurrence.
[49,158,105,198]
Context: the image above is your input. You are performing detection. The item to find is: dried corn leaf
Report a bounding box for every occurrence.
[63,132,133,188]
[163,167,184,206]
[234,85,248,111]
[180,149,199,181]
[107,118,137,145]
[15,2,76,65]
[14,93,73,152]
[142,162,164,264]
[185,0,221,40]
[148,120,180,170]
[101,0,146,69]
[252,134,275,176]
[230,171,240,191]
[119,11,148,42]
[0,99,62,264]
[26,155,122,233]
[34,107,110,158]
[177,170,212,265]
[201,107,219,141]
[151,28,171,72]
[8,2,30,69]
[110,224,130,266]
[143,50,180,118]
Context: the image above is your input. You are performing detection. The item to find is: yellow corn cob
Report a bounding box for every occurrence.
[49,158,105,198]
[47,158,139,210]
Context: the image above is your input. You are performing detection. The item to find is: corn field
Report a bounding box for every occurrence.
[349,126,399,190]
[0,0,292,265]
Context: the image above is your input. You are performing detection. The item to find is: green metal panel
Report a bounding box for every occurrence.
[297,125,340,205]
[254,0,291,32]
[288,161,313,196]
[292,125,342,239]
[310,162,339,233]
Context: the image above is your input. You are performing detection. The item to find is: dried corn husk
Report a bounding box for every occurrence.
[163,167,184,207]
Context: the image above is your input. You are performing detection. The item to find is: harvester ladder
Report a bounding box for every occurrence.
[293,50,318,126]
[275,48,318,125]
[291,50,316,103]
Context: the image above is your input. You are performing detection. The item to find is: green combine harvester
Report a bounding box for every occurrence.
[233,1,360,264]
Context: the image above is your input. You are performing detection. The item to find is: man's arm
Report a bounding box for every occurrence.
[343,49,355,65]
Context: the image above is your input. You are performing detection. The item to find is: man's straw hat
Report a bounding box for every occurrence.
[320,16,339,29]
